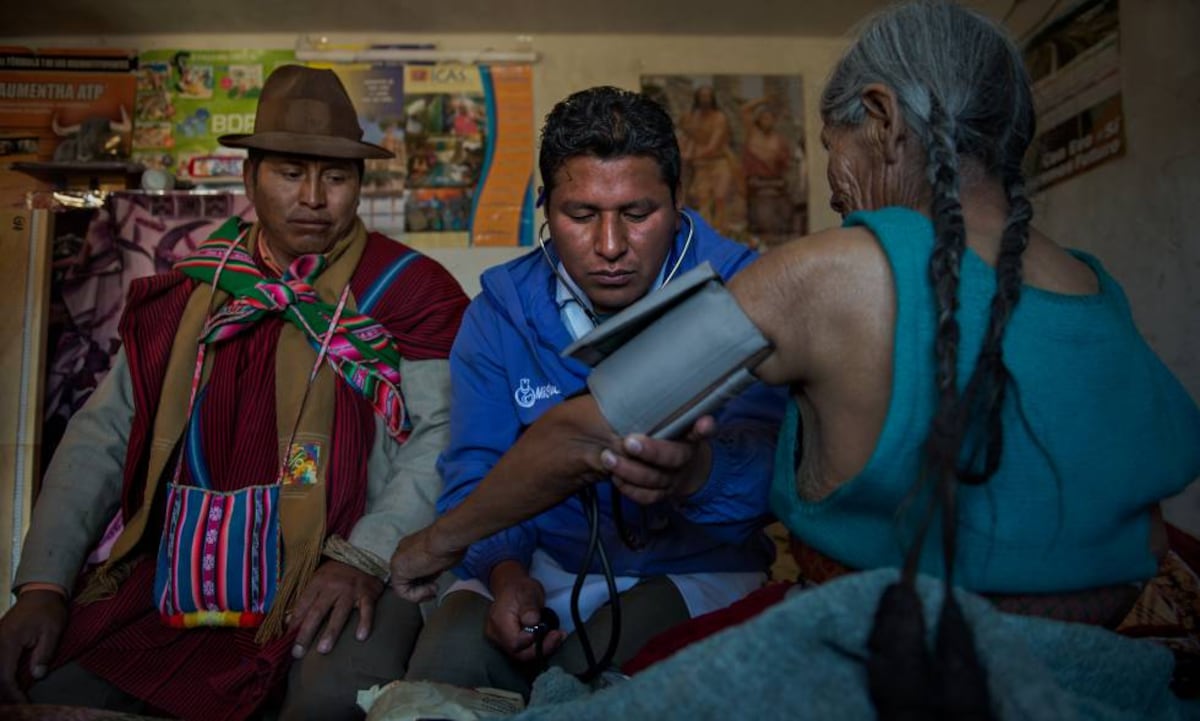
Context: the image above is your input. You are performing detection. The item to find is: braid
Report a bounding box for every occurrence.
[845,4,1035,720]
[924,167,1030,721]
[886,89,968,589]
[926,93,993,721]
[922,94,970,591]
[924,93,969,494]
[869,92,991,721]
[957,176,1032,484]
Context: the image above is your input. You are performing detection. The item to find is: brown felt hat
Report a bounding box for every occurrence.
[218,64,393,160]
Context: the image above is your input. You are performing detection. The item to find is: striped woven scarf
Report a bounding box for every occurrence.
[176,235,410,441]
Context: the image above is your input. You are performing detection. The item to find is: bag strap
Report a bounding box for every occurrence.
[171,233,351,490]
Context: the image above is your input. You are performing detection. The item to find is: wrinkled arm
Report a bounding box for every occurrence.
[394,234,853,599]
[390,396,616,600]
[433,396,613,558]
[727,228,858,387]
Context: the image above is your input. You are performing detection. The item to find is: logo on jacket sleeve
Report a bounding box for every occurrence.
[514,377,562,409]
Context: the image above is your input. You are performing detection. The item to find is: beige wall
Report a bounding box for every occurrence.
[1026,0,1200,532]
[1029,0,1200,403]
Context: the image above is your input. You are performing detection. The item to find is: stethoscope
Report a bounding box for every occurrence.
[536,204,698,549]
[530,205,700,681]
[536,208,696,327]
[529,206,697,682]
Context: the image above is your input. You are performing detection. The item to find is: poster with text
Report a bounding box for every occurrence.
[331,62,533,246]
[0,48,136,162]
[404,63,534,247]
[642,74,807,250]
[1024,0,1125,192]
[133,49,295,182]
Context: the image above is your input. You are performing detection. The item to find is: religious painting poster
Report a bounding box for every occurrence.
[1023,0,1125,192]
[133,49,295,181]
[641,74,808,250]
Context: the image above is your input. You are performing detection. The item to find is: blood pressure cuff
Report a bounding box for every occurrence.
[562,262,771,440]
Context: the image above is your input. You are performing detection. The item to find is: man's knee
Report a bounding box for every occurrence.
[554,576,689,675]
[28,661,144,712]
[406,590,526,694]
[280,592,423,721]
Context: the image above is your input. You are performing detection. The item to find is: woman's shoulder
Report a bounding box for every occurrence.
[752,224,892,294]
[1019,228,1105,297]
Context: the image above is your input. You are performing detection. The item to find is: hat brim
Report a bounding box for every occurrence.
[218,131,394,160]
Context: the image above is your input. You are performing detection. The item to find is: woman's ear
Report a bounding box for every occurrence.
[860,83,906,165]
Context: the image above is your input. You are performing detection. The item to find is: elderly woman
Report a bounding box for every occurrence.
[392,1,1200,713]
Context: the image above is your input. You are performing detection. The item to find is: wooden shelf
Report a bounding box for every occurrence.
[11,160,143,174]
[9,160,145,191]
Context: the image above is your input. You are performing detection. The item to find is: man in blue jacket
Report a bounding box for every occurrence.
[405,86,785,695]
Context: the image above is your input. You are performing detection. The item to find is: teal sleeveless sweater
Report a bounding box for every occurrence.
[772,207,1200,593]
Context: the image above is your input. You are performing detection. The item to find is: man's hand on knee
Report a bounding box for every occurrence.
[0,589,68,703]
[288,560,384,659]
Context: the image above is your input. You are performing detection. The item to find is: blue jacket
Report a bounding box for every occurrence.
[437,211,785,584]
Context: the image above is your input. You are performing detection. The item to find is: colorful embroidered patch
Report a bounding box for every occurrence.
[283,442,321,485]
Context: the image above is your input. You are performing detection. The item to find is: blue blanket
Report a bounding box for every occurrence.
[514,569,1192,720]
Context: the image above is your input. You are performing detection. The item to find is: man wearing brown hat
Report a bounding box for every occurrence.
[0,65,468,720]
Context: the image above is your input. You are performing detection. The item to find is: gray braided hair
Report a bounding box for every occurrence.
[821,3,1037,719]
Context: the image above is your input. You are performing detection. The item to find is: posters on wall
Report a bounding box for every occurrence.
[0,48,137,162]
[357,62,533,246]
[1023,0,1125,192]
[32,192,256,465]
[641,74,807,250]
[129,53,534,246]
[0,48,137,207]
[468,64,536,247]
[133,49,296,181]
[321,63,412,235]
[326,62,492,242]
[326,61,534,246]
